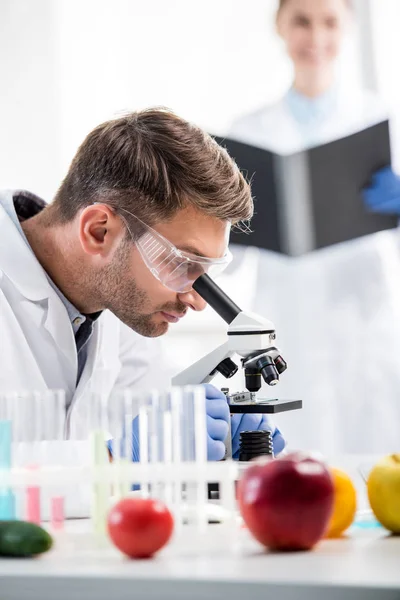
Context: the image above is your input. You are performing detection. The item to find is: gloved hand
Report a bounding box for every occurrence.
[205,383,230,461]
[363,166,400,215]
[231,412,286,459]
[109,384,230,462]
[109,384,285,462]
[206,384,286,460]
[107,418,140,462]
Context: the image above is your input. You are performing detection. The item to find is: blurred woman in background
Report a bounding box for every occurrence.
[225,0,400,457]
[230,0,385,153]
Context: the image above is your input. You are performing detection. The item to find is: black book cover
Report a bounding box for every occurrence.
[213,121,397,256]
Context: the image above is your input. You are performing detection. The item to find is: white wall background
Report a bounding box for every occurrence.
[0,0,60,199]
[369,0,400,169]
[370,0,400,113]
[1,0,364,200]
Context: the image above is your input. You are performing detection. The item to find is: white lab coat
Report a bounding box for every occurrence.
[0,190,171,438]
[224,86,400,456]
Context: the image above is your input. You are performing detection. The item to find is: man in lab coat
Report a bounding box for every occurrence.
[0,108,285,460]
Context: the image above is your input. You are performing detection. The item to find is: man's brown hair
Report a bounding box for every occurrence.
[51,108,253,229]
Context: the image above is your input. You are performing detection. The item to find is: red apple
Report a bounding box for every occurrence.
[238,452,334,551]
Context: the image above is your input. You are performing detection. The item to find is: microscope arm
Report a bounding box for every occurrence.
[172,274,301,415]
[172,309,280,387]
[172,339,232,386]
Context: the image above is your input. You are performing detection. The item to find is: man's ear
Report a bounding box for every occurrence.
[78,204,125,257]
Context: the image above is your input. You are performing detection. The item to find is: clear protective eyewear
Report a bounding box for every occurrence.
[118,208,233,293]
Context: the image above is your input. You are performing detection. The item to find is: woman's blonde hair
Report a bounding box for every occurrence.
[278,0,352,12]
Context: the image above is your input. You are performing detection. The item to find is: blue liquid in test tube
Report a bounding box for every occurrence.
[0,420,15,520]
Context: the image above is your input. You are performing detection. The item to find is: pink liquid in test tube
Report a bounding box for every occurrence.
[51,496,65,530]
[26,466,41,524]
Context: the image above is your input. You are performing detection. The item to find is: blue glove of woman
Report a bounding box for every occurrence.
[231,412,286,458]
[363,166,400,215]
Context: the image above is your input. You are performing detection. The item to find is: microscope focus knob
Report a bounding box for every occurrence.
[215,358,238,379]
[274,355,287,374]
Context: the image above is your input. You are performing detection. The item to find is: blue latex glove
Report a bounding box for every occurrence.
[205,383,230,461]
[108,384,285,462]
[206,384,286,460]
[108,384,230,462]
[231,412,286,459]
[107,418,140,462]
[363,166,400,215]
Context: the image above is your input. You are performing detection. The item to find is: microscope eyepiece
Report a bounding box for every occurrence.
[256,355,279,386]
[193,274,241,324]
[215,357,238,379]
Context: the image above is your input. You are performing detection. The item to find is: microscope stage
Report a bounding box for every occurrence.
[229,399,302,414]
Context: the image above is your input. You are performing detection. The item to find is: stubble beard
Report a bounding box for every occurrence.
[89,241,186,337]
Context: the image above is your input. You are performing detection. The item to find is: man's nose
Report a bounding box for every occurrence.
[178,289,207,312]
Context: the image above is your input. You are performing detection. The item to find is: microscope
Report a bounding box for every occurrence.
[172,273,302,419]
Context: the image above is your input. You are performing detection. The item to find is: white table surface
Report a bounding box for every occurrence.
[1,520,399,600]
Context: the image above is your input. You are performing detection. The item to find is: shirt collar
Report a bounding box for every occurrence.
[285,84,339,126]
[10,190,101,329]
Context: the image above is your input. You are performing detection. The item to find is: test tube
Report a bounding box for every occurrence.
[106,390,131,499]
[0,418,15,520]
[25,390,66,526]
[148,390,161,464]
[161,391,173,508]
[26,466,41,524]
[39,390,65,442]
[90,430,109,534]
[183,385,207,466]
[89,391,111,534]
[170,387,183,464]
[182,386,208,531]
[2,392,21,518]
[24,392,42,524]
[46,391,66,530]
[149,390,167,501]
[138,394,149,466]
[50,496,65,530]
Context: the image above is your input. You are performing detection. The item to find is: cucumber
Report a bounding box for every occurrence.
[0,520,53,557]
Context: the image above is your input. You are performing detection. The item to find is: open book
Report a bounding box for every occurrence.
[213,120,397,256]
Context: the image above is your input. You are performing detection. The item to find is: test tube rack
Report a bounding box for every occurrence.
[0,386,243,532]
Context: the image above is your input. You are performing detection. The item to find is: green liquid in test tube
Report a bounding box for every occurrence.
[91,430,109,534]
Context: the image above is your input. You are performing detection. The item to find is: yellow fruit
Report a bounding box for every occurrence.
[325,467,357,538]
[367,454,400,533]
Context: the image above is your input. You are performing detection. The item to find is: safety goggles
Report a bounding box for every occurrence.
[118,208,232,293]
